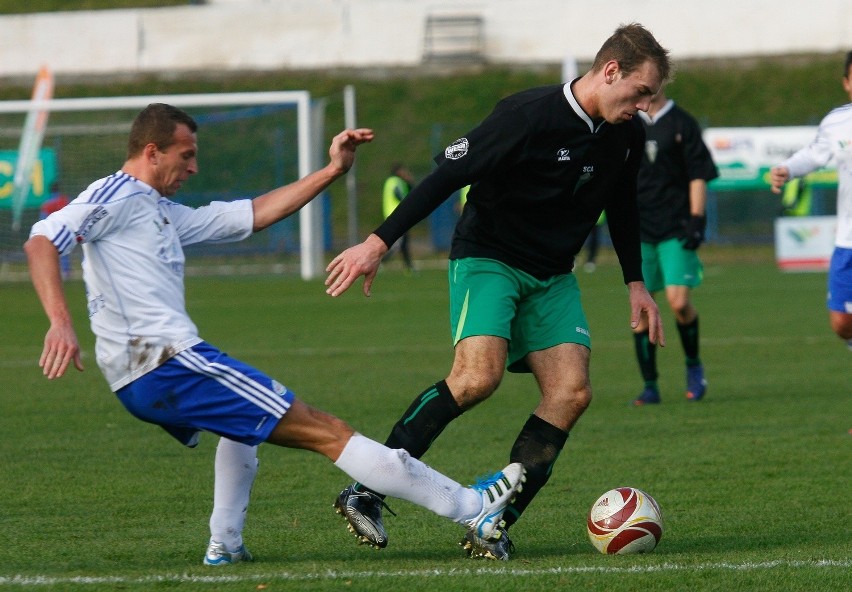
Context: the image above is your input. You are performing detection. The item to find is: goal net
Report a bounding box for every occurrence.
[0,91,328,281]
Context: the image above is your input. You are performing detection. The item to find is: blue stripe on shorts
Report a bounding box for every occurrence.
[827,247,852,313]
[116,341,294,446]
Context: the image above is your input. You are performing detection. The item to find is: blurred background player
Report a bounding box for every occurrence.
[770,51,852,350]
[382,163,415,272]
[780,176,813,217]
[632,86,718,405]
[457,184,470,212]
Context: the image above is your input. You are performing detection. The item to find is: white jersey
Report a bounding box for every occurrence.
[29,171,254,391]
[777,103,852,248]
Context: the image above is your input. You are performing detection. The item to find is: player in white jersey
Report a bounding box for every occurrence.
[770,52,852,350]
[25,103,525,565]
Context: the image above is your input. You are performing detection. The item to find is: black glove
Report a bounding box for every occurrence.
[682,215,706,250]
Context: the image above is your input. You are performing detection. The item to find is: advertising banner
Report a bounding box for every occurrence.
[0,148,58,210]
[703,126,837,191]
[773,216,836,271]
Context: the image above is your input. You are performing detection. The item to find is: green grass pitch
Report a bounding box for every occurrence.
[0,250,849,591]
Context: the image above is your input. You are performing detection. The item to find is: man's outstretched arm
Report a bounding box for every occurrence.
[252,128,374,232]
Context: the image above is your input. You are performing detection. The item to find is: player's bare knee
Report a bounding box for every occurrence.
[831,315,852,339]
[669,299,692,321]
[550,382,592,413]
[452,377,501,409]
[541,385,591,430]
[447,367,502,408]
[571,384,593,412]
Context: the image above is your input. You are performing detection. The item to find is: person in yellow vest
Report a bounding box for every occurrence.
[781,176,813,217]
[382,163,415,271]
[454,185,471,219]
[458,184,470,210]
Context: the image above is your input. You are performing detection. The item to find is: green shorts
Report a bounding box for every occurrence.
[448,258,590,373]
[641,238,704,293]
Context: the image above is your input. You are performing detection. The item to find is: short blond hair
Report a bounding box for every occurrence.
[591,23,671,83]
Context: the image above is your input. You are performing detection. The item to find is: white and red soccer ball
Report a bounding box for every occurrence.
[587,487,663,554]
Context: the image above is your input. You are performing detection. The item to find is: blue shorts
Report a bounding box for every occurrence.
[116,342,294,447]
[827,247,852,313]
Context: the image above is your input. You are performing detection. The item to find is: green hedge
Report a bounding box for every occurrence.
[0,51,847,241]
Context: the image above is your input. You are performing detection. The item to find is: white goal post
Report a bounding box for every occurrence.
[0,91,326,280]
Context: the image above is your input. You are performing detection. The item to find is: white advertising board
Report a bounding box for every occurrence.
[703,127,837,191]
[773,216,837,271]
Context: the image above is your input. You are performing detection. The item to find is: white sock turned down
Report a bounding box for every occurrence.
[209,437,259,551]
[334,433,482,523]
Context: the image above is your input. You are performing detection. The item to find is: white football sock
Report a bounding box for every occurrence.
[334,433,481,523]
[209,437,258,550]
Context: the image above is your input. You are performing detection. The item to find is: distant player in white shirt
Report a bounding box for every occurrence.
[770,52,852,350]
[25,103,524,565]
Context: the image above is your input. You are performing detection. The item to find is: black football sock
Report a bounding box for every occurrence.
[356,380,462,497]
[677,316,701,366]
[633,330,658,386]
[501,414,568,530]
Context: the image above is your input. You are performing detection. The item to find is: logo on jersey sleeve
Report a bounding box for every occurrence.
[76,205,109,243]
[557,148,571,162]
[445,138,469,160]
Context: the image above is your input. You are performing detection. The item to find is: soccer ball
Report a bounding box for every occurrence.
[587,487,663,554]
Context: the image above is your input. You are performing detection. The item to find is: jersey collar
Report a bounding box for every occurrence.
[564,81,606,133]
[638,99,675,125]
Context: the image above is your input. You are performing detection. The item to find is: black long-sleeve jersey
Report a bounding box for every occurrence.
[636,100,719,244]
[374,83,646,283]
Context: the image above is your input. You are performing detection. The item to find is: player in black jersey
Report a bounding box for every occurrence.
[326,23,670,560]
[631,88,719,405]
